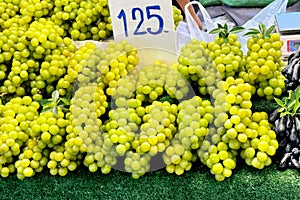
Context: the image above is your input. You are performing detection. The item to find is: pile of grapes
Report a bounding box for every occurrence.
[0,2,289,181]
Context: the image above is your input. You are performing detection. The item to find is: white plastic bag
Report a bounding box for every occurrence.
[238,0,288,53]
[176,1,215,54]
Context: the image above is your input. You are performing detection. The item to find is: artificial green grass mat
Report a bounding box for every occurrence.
[0,99,290,200]
[1,164,300,200]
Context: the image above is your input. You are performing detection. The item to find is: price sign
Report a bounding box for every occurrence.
[108,0,176,52]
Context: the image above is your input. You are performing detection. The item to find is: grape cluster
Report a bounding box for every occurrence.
[163,96,213,175]
[15,138,48,179]
[50,0,112,40]
[209,34,244,79]
[0,0,20,27]
[241,31,286,100]
[124,151,151,179]
[135,101,178,156]
[112,68,139,100]
[166,64,191,100]
[240,112,278,170]
[135,62,168,103]
[98,41,138,97]
[56,42,97,97]
[20,0,54,20]
[0,96,39,178]
[70,83,116,173]
[104,104,141,157]
[177,39,211,94]
[197,77,278,181]
[172,5,183,29]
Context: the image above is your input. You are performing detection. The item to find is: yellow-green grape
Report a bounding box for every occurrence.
[198,77,254,181]
[172,5,183,29]
[164,96,213,176]
[20,0,54,19]
[97,41,138,97]
[50,0,113,40]
[255,71,286,100]
[124,151,151,179]
[31,107,68,148]
[56,42,97,97]
[209,34,243,79]
[47,146,71,176]
[243,31,285,99]
[71,83,117,173]
[0,0,20,27]
[135,61,168,103]
[135,101,178,156]
[241,112,278,169]
[0,96,39,178]
[0,23,30,96]
[165,64,191,100]
[14,138,48,180]
[71,83,107,151]
[105,102,142,156]
[177,96,213,150]
[112,68,138,99]
[177,39,211,83]
[163,136,197,175]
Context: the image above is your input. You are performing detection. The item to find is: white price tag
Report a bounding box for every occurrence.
[108,0,176,53]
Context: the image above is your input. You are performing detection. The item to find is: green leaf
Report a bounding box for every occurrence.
[244,31,260,37]
[217,23,223,29]
[274,97,286,108]
[280,112,287,117]
[295,86,300,99]
[58,98,70,106]
[209,28,222,34]
[224,23,228,32]
[259,23,266,34]
[293,102,300,115]
[52,90,59,102]
[287,99,296,111]
[265,25,276,36]
[229,26,245,33]
[220,32,226,39]
[248,28,259,32]
[39,99,53,107]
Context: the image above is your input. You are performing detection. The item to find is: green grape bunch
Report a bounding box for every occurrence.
[241,23,286,100]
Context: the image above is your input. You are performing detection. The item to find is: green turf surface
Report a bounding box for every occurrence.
[1,163,300,200]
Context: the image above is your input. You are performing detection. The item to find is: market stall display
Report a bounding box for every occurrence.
[1,0,300,194]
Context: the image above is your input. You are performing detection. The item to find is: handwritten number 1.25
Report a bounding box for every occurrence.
[117,5,164,37]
